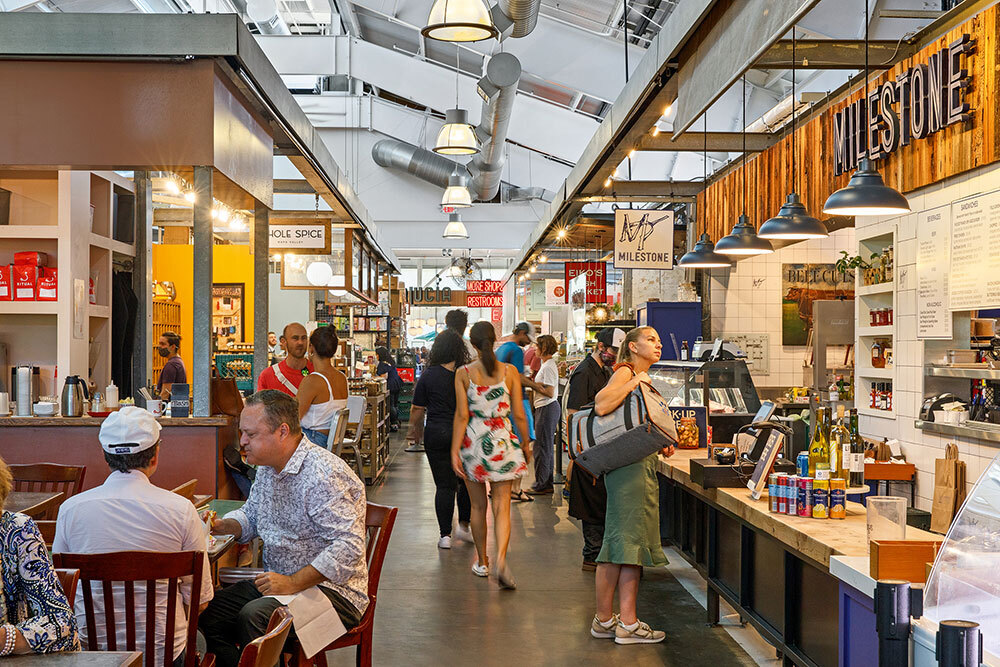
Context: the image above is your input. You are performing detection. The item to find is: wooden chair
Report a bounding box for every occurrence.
[294,503,398,667]
[10,464,85,517]
[54,568,80,607]
[35,520,56,548]
[238,607,293,667]
[53,551,214,667]
[171,479,198,502]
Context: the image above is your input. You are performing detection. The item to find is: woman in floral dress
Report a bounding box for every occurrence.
[452,321,530,589]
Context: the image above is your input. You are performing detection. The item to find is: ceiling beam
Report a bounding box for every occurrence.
[580,180,702,199]
[274,178,316,194]
[755,39,901,70]
[638,131,775,152]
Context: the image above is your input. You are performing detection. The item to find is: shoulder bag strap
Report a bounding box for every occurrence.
[273,364,299,396]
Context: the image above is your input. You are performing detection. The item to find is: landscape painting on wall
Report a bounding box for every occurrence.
[781,264,855,345]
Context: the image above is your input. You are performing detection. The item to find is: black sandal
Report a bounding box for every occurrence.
[511,490,534,502]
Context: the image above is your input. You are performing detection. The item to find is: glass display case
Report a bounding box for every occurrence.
[648,359,762,414]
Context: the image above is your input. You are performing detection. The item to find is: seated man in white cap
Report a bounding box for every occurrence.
[53,407,213,666]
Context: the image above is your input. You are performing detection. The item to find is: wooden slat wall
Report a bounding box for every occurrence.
[697,6,1000,241]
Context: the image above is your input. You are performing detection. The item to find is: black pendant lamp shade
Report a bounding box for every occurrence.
[822,158,910,215]
[678,233,733,268]
[716,214,775,254]
[758,193,829,240]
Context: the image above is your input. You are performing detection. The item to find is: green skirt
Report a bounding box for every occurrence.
[596,454,667,567]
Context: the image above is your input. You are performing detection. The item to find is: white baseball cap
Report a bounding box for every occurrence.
[99,406,162,454]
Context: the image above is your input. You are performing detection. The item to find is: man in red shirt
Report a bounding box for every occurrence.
[256,323,314,396]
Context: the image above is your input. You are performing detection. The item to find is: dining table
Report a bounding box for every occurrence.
[5,491,64,519]
[4,651,142,667]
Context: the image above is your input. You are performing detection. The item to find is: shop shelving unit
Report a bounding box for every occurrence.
[358,392,388,484]
[855,226,896,418]
[0,170,134,396]
[152,299,182,379]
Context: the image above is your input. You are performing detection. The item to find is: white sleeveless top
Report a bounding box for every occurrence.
[300,372,347,431]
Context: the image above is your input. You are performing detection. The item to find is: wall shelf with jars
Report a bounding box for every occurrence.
[855,227,896,419]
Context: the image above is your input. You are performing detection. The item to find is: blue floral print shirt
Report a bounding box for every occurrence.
[0,511,79,653]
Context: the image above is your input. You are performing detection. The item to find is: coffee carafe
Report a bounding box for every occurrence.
[60,376,89,418]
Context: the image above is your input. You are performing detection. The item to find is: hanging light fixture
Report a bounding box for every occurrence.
[717,75,774,256]
[442,212,469,239]
[759,26,829,240]
[422,0,498,43]
[441,171,472,209]
[823,0,909,216]
[679,111,733,269]
[434,108,479,155]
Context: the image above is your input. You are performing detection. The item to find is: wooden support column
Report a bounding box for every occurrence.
[192,166,213,417]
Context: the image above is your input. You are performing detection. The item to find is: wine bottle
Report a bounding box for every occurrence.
[830,404,851,481]
[808,407,830,477]
[848,408,866,487]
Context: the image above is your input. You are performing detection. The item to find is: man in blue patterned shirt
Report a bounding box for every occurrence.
[199,390,368,667]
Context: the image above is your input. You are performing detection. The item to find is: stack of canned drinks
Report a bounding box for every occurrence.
[767,452,846,520]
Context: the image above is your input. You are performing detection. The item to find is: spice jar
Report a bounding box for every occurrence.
[677,417,700,449]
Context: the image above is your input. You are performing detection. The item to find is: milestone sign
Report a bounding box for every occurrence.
[833,35,975,176]
[613,208,674,270]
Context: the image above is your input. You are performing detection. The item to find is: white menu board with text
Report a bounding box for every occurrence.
[949,191,1000,311]
[917,207,952,338]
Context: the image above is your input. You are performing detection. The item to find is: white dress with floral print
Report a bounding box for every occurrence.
[460,376,528,483]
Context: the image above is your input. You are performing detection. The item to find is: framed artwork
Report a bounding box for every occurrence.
[781,264,854,345]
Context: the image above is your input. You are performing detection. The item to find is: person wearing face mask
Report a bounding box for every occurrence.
[156,331,186,401]
[566,327,625,570]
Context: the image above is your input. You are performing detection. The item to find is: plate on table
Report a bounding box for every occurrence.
[88,411,112,418]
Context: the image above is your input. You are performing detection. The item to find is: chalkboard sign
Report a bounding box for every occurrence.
[727,333,770,376]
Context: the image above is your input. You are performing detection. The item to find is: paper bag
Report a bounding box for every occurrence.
[930,443,964,534]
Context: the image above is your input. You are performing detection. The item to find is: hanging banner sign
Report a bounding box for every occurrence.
[467,294,503,308]
[467,280,504,294]
[545,279,565,306]
[613,209,674,270]
[832,35,975,176]
[408,287,457,306]
[564,262,606,304]
[268,222,330,252]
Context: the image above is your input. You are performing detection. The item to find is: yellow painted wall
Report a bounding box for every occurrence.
[151,244,255,376]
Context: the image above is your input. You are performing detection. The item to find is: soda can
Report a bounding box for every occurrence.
[797,477,813,517]
[796,451,809,478]
[768,474,780,513]
[812,479,830,519]
[776,474,788,514]
[830,478,846,519]
[786,475,799,515]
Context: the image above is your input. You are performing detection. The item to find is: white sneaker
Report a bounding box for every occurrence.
[591,614,619,639]
[615,619,665,645]
[405,442,425,452]
[471,563,489,577]
[437,535,452,549]
[453,524,473,543]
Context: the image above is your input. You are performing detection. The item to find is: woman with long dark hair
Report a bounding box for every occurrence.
[297,326,348,449]
[590,326,673,644]
[407,330,472,549]
[451,321,529,589]
[376,346,403,431]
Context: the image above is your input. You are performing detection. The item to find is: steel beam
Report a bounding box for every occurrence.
[192,166,213,417]
[253,203,269,391]
[581,180,703,199]
[756,39,901,69]
[132,171,153,396]
[275,178,315,194]
[574,194,698,203]
[638,132,775,152]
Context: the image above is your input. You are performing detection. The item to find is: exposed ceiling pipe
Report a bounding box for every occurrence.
[372,138,469,188]
[470,52,521,201]
[506,186,554,202]
[233,0,291,35]
[497,0,541,39]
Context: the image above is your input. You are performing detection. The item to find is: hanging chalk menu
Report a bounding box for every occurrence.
[949,190,1000,311]
[917,207,952,338]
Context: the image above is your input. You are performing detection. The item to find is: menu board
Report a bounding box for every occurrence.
[917,207,952,338]
[726,333,770,375]
[950,191,1000,311]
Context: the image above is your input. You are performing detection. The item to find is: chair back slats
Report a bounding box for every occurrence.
[55,569,80,608]
[9,463,86,500]
[362,504,397,603]
[123,581,136,651]
[52,551,205,667]
[170,480,198,502]
[238,607,293,667]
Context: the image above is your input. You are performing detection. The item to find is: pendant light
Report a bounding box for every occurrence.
[422,0,498,43]
[759,26,829,240]
[717,75,774,256]
[434,46,480,155]
[441,170,472,209]
[442,212,469,239]
[679,112,733,269]
[823,0,909,216]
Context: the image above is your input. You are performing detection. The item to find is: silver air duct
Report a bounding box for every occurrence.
[498,0,541,38]
[237,0,291,35]
[372,139,469,189]
[470,52,521,201]
[506,186,554,203]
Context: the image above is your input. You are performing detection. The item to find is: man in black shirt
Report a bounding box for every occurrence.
[566,327,625,570]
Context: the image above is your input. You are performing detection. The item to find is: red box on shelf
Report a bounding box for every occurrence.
[12,265,37,301]
[13,251,47,267]
[397,367,415,383]
[0,265,11,301]
[36,267,57,301]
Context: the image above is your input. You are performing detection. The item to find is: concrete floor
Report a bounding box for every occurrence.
[326,437,759,666]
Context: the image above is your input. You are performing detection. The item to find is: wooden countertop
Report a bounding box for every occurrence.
[0,415,232,427]
[657,449,938,569]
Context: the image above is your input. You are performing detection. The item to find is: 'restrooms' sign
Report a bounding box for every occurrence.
[833,35,975,176]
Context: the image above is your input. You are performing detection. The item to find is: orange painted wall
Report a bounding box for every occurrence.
[151,244,255,376]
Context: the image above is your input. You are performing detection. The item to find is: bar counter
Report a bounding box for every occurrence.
[656,449,937,667]
[0,415,240,499]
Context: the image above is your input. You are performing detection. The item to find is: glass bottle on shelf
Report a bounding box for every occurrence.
[830,404,851,481]
[809,407,831,478]
[848,408,865,488]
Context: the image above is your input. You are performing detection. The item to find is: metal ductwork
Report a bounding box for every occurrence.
[497,0,541,38]
[233,0,291,35]
[470,52,521,201]
[506,186,554,203]
[372,139,469,189]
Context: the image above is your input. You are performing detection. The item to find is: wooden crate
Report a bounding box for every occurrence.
[870,540,942,583]
[152,300,181,378]
[865,463,916,482]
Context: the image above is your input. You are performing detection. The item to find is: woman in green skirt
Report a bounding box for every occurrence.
[589,326,675,645]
